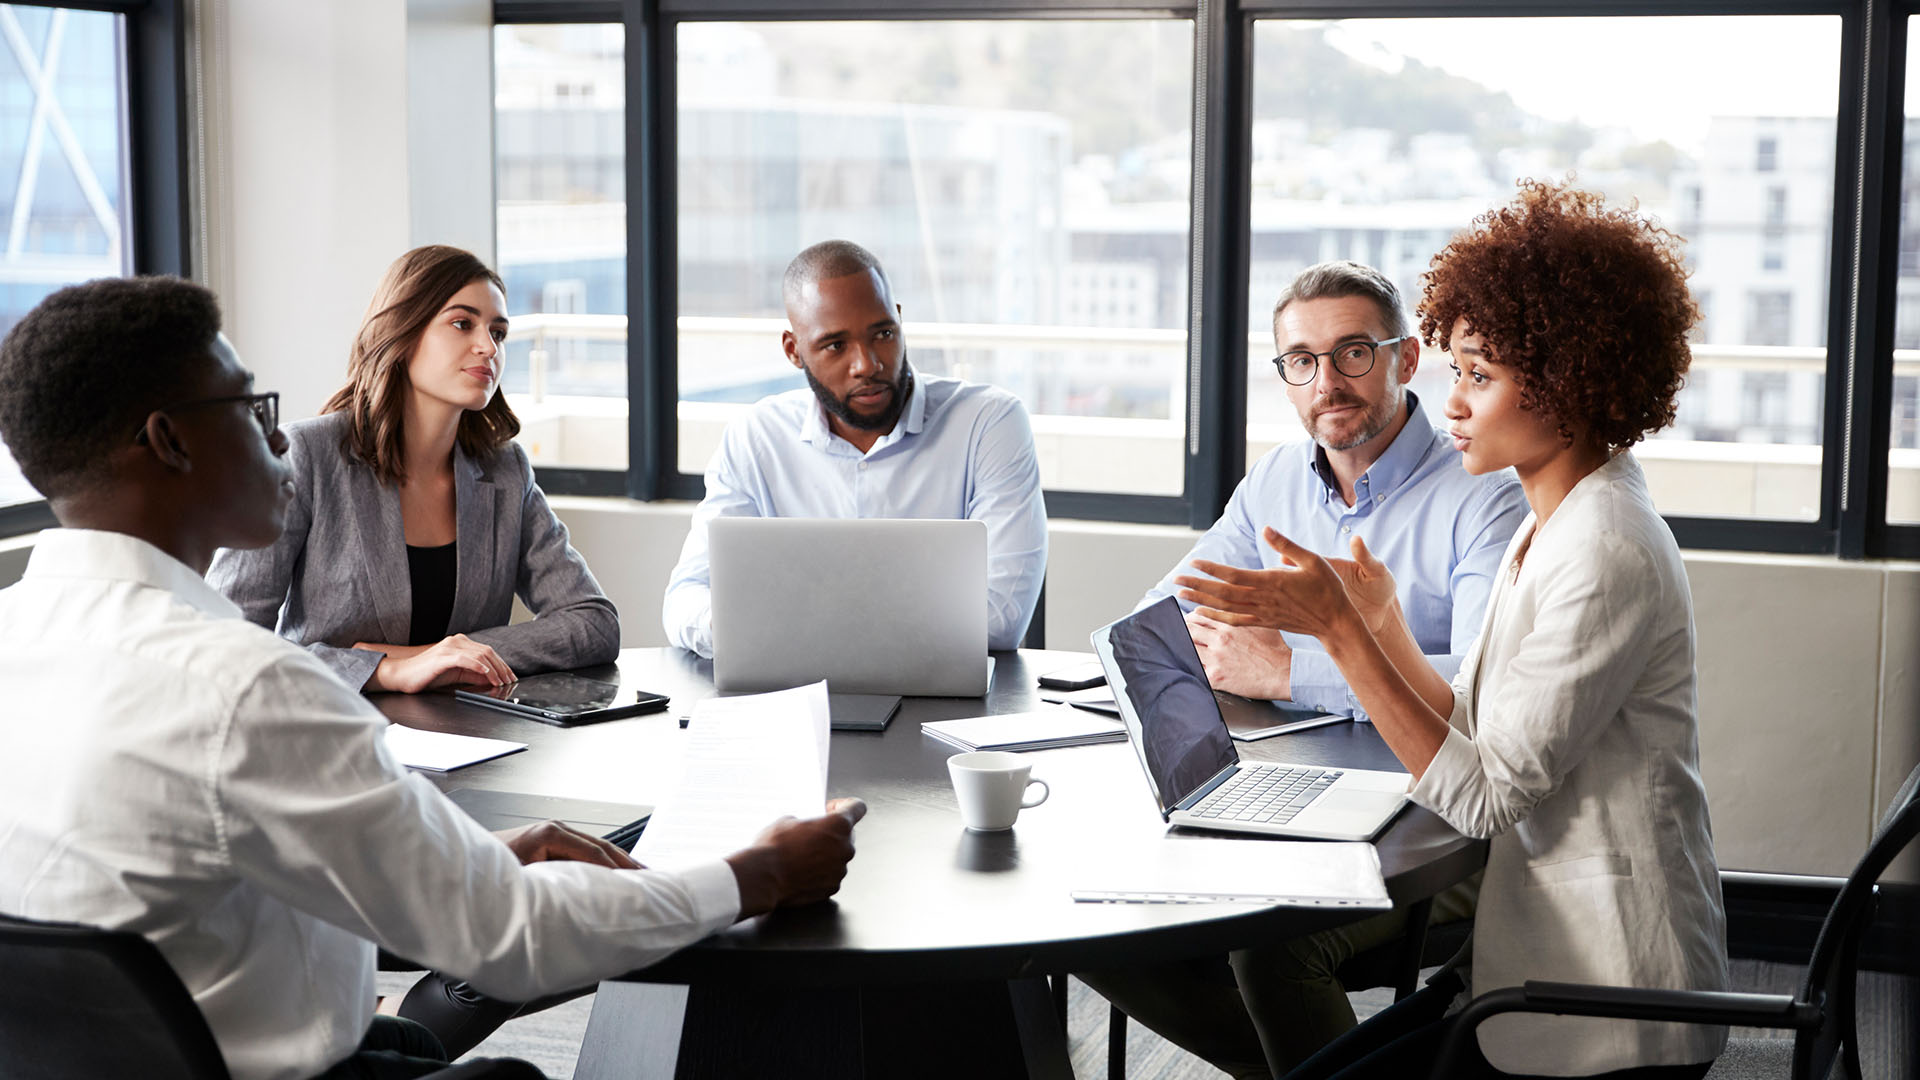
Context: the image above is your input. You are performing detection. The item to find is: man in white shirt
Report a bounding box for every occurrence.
[662,240,1048,656]
[0,277,866,1080]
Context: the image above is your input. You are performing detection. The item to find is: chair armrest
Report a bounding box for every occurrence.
[1431,981,1821,1078]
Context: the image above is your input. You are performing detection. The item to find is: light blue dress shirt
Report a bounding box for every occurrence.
[1140,394,1526,720]
[664,372,1049,657]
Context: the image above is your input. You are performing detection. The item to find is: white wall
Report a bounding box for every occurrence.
[542,497,1920,880]
[405,0,496,260]
[203,0,491,424]
[208,0,412,423]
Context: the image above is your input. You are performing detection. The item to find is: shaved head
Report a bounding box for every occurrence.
[783,240,891,309]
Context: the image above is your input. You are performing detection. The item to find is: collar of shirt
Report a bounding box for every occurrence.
[24,528,241,621]
[1307,391,1438,512]
[797,371,928,457]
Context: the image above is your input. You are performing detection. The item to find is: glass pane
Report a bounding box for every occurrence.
[675,21,1194,494]
[1890,16,1920,525]
[1248,16,1840,521]
[0,7,131,509]
[493,24,628,472]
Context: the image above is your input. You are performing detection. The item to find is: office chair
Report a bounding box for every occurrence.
[1102,899,1468,1080]
[0,913,232,1080]
[0,913,548,1080]
[1429,759,1920,1080]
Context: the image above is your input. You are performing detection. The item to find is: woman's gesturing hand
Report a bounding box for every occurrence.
[1173,527,1363,644]
[1325,534,1399,636]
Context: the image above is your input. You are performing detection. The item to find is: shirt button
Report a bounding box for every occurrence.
[1342,525,1352,534]
[859,461,868,470]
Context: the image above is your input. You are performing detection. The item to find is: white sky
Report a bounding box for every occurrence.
[1316,16,1848,150]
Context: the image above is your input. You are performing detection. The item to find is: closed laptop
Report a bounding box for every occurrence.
[709,517,991,696]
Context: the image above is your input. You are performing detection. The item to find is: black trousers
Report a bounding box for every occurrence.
[310,1015,546,1080]
[1283,972,1716,1080]
[398,972,595,1060]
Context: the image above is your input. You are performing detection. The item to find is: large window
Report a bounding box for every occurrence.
[1245,15,1840,523]
[1890,13,1920,527]
[673,20,1194,495]
[0,4,134,510]
[481,1,1920,557]
[493,23,628,473]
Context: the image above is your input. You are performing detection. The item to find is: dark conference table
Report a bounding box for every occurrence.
[375,648,1485,1080]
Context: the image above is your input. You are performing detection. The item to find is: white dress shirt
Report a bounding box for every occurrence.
[0,530,740,1080]
[663,373,1049,656]
[1411,454,1728,1076]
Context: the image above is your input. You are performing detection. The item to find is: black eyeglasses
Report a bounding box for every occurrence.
[133,391,280,445]
[1272,336,1409,386]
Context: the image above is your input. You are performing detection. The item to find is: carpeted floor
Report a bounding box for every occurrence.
[378,959,1914,1079]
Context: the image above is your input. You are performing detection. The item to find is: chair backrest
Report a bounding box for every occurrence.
[0,913,230,1080]
[1794,758,1920,1080]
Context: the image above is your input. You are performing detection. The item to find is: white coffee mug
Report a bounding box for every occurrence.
[947,750,1050,832]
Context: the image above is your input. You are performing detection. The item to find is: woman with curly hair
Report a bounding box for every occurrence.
[1178,180,1726,1079]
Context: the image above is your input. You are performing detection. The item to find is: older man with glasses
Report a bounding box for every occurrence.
[1082,260,1527,1079]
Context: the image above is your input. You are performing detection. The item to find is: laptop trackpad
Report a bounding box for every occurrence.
[1308,788,1407,827]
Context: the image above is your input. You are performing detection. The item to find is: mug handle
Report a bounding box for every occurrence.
[1021,778,1050,809]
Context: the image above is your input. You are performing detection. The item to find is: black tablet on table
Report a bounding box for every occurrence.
[454,672,670,726]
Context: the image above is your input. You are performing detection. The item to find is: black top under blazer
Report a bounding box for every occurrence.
[206,412,620,690]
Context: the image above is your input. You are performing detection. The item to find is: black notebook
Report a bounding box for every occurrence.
[830,693,902,732]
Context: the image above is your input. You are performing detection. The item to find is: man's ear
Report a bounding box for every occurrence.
[1398,336,1420,382]
[782,329,802,370]
[137,412,193,473]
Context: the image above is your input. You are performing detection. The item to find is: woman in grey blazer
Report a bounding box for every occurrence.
[1180,182,1726,1080]
[208,245,618,694]
[208,245,623,1055]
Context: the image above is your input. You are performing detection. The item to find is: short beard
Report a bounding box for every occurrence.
[1308,371,1403,452]
[804,359,913,433]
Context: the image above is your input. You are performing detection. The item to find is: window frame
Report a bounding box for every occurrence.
[496,0,1920,558]
[0,0,191,537]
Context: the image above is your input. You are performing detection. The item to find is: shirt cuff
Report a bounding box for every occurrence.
[311,643,385,692]
[661,588,715,659]
[674,858,743,931]
[1409,722,1478,819]
[1285,649,1363,719]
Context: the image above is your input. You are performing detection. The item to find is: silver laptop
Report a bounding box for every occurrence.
[709,518,991,696]
[1090,598,1410,841]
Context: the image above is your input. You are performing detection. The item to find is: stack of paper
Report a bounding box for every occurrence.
[921,709,1126,753]
[631,681,830,871]
[1073,838,1391,908]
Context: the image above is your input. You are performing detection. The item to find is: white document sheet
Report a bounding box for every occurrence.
[631,681,830,871]
[382,724,527,772]
[1073,838,1392,909]
[921,710,1126,752]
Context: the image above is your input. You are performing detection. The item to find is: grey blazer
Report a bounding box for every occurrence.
[206,412,619,690]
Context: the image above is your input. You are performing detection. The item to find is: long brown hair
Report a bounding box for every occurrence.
[322,245,521,485]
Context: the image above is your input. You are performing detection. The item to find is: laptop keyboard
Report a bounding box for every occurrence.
[1190,765,1341,824]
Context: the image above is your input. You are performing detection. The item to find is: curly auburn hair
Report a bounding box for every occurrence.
[1419,179,1697,450]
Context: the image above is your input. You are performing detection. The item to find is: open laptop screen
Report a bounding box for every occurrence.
[1095,598,1239,816]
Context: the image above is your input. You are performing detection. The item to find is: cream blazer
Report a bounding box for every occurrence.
[1410,453,1728,1076]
